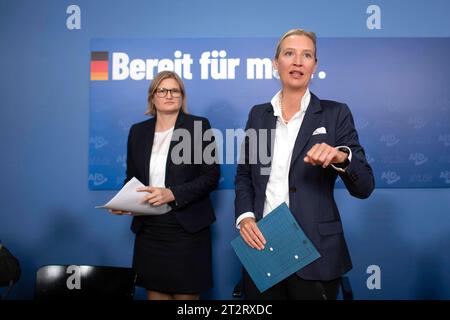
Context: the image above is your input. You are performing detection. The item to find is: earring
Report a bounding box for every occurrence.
[273,69,280,79]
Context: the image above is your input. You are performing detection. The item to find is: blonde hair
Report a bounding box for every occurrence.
[274,28,317,60]
[145,70,187,116]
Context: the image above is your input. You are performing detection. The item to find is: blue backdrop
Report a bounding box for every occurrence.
[1,0,450,300]
[89,38,450,189]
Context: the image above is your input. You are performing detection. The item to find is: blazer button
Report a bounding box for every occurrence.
[289,187,297,193]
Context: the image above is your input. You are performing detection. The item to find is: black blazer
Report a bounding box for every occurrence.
[125,111,220,234]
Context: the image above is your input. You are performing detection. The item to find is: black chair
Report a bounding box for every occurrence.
[0,243,21,300]
[35,265,136,300]
[232,276,354,300]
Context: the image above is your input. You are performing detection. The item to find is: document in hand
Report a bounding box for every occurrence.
[231,203,321,292]
[95,177,171,216]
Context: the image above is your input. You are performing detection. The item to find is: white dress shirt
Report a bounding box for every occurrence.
[148,127,174,214]
[262,89,310,216]
[236,90,352,228]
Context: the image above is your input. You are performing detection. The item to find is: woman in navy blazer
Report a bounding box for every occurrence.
[235,29,375,299]
[112,71,219,300]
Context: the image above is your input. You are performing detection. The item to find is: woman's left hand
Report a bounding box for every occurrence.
[136,186,175,206]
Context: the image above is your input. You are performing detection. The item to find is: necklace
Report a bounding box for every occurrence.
[279,93,289,124]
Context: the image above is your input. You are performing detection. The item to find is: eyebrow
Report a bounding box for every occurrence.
[283,47,314,52]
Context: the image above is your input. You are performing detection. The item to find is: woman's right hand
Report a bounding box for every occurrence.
[109,209,131,215]
[239,217,266,250]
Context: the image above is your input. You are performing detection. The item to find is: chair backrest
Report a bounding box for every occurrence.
[35,265,136,300]
[0,244,21,288]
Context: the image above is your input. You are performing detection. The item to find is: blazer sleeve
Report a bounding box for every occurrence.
[124,124,137,185]
[168,118,220,209]
[335,104,375,199]
[234,106,256,218]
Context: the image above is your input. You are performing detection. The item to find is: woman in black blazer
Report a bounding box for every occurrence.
[111,71,220,300]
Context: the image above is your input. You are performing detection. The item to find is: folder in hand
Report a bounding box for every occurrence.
[231,203,320,292]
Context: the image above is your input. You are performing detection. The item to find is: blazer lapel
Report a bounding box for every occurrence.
[262,105,277,159]
[165,111,186,184]
[256,105,277,183]
[290,93,323,167]
[143,118,156,185]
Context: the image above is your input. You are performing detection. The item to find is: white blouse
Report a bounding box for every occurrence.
[148,126,174,214]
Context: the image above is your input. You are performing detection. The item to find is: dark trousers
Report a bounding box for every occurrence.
[243,270,340,300]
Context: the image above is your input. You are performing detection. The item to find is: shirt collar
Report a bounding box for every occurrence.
[270,88,311,118]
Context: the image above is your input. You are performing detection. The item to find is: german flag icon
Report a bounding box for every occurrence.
[91,51,108,80]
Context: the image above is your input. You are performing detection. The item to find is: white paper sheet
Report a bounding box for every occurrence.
[95,177,171,216]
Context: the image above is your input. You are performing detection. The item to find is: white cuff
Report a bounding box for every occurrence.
[236,212,256,229]
[330,146,352,173]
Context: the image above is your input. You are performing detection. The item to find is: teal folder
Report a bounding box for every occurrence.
[231,203,321,292]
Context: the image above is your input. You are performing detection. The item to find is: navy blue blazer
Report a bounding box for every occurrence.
[235,92,375,281]
[125,111,220,234]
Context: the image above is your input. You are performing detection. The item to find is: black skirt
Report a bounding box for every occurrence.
[132,211,212,294]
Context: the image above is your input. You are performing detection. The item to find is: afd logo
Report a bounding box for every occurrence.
[438,134,450,147]
[380,134,400,147]
[356,118,370,130]
[116,154,126,168]
[88,173,108,186]
[365,153,375,164]
[408,116,427,129]
[381,171,400,185]
[89,136,108,149]
[117,119,132,132]
[440,171,450,184]
[408,153,428,166]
